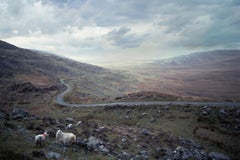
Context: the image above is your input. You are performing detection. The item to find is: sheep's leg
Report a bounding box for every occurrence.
[36,140,40,147]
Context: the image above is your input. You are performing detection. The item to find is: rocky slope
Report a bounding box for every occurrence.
[0,104,238,159]
[0,40,135,105]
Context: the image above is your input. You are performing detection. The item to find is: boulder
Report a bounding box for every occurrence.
[87,136,103,151]
[11,108,29,120]
[118,151,133,159]
[208,152,231,160]
[76,137,88,148]
[46,151,61,159]
[65,117,75,123]
[150,117,157,122]
[0,109,9,119]
[31,151,45,158]
[98,145,109,154]
[139,128,150,136]
[219,109,229,116]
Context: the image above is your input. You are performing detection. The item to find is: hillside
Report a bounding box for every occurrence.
[0,41,239,160]
[129,50,240,101]
[155,50,240,66]
[0,40,136,106]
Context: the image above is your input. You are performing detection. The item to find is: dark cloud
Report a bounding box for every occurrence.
[106,27,147,48]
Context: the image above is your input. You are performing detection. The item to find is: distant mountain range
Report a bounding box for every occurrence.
[154,50,240,66]
[130,50,240,101]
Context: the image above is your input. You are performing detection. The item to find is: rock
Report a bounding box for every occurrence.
[87,136,103,151]
[219,109,229,116]
[76,137,88,148]
[77,121,82,126]
[46,151,61,159]
[11,108,29,120]
[42,117,57,125]
[201,111,208,115]
[96,126,106,133]
[173,146,194,160]
[0,109,9,119]
[150,117,157,122]
[98,145,109,154]
[66,123,73,129]
[139,128,150,136]
[32,151,45,158]
[164,106,169,110]
[235,109,240,118]
[203,106,208,109]
[136,150,149,160]
[178,137,203,149]
[155,147,172,157]
[208,152,231,160]
[124,115,130,119]
[154,145,210,160]
[119,151,132,159]
[126,110,132,113]
[86,136,110,154]
[135,154,149,160]
[121,138,127,143]
[65,117,75,123]
[18,127,28,135]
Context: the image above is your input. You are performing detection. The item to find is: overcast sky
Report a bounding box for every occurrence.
[1,0,240,67]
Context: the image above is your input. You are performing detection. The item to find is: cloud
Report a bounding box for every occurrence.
[105,27,147,48]
[1,0,240,66]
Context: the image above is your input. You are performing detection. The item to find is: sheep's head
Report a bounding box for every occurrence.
[43,131,49,137]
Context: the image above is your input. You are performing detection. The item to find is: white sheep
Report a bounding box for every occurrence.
[56,129,76,145]
[35,131,49,146]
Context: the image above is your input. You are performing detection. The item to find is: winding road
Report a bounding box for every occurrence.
[55,79,240,107]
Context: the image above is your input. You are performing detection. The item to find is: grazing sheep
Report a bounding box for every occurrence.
[35,131,49,146]
[56,130,76,145]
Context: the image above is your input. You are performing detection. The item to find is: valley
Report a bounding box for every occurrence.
[127,50,240,102]
[0,40,240,159]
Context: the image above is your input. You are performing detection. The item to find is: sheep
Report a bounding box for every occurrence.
[56,129,76,145]
[35,131,49,146]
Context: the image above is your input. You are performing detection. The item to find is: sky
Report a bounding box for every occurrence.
[1,0,240,67]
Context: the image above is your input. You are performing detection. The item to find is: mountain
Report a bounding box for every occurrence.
[0,40,104,79]
[129,50,240,101]
[0,40,135,105]
[155,50,240,66]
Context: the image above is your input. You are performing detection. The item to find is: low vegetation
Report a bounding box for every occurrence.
[1,103,239,159]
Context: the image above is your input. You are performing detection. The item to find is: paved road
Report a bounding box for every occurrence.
[55,79,240,107]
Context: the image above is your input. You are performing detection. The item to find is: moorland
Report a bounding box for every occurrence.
[0,40,239,159]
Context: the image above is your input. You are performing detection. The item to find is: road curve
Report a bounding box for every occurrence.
[55,79,240,107]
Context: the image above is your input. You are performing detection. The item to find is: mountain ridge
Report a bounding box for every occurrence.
[0,40,136,105]
[154,50,240,66]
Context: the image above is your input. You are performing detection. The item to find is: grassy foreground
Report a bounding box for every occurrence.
[0,103,239,159]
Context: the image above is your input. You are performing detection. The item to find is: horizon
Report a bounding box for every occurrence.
[1,0,240,66]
